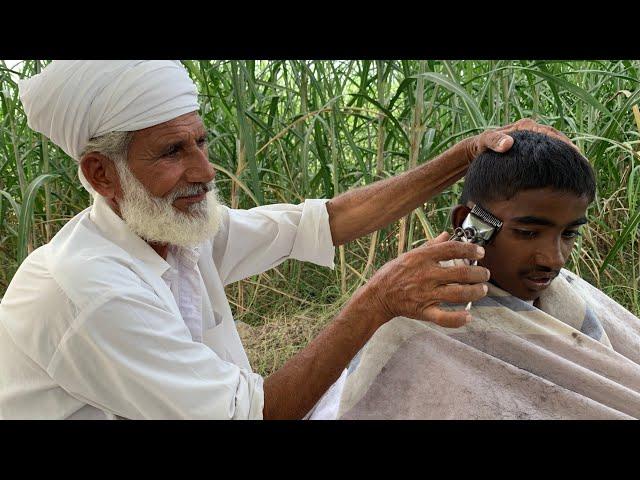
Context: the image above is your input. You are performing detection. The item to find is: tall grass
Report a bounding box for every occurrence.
[2,60,640,373]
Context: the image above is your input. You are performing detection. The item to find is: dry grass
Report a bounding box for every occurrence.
[236,296,346,377]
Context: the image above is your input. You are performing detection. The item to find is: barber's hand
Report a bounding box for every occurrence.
[365,232,490,329]
[464,118,580,163]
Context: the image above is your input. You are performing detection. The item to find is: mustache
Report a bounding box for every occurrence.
[166,181,215,202]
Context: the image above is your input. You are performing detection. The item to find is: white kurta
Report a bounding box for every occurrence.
[0,195,335,419]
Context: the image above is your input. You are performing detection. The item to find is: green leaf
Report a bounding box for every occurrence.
[415,71,487,129]
[17,174,58,265]
[599,207,640,274]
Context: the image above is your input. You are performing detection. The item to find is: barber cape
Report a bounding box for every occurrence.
[333,268,640,419]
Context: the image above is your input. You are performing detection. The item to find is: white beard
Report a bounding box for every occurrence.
[114,160,222,248]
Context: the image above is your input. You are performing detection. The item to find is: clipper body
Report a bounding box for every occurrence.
[450,204,503,310]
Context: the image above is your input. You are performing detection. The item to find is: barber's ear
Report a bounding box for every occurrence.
[80,153,120,200]
[451,205,471,229]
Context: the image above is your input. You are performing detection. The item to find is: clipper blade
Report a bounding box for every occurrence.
[470,204,503,231]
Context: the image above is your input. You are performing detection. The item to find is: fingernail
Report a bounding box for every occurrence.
[483,284,488,294]
[498,138,508,148]
[465,314,472,323]
[476,246,485,257]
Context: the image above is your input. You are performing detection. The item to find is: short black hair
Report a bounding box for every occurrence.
[460,130,596,205]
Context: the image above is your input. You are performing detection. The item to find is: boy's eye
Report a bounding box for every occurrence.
[513,229,538,239]
[562,230,582,239]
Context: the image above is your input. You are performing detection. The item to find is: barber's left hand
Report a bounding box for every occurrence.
[462,118,580,163]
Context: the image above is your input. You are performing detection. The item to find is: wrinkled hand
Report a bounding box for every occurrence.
[464,118,580,163]
[365,232,490,328]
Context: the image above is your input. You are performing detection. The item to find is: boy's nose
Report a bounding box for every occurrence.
[534,239,566,272]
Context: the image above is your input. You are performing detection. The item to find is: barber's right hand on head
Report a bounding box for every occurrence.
[471,118,580,158]
[366,232,490,329]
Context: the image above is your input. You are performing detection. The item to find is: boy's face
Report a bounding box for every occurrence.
[453,188,590,301]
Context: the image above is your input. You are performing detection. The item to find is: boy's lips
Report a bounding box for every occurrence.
[521,273,557,291]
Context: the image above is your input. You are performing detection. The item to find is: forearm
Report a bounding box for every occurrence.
[262,229,490,419]
[262,287,388,420]
[326,138,472,246]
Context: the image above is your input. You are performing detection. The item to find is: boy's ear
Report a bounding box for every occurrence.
[451,205,472,229]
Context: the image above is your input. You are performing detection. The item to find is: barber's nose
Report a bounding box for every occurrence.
[535,238,566,271]
[184,148,216,184]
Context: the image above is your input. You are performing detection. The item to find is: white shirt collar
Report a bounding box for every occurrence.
[168,243,201,270]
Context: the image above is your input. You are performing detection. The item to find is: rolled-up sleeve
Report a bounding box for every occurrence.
[214,199,335,286]
[46,283,264,420]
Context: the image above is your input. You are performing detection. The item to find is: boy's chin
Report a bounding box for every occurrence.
[490,278,543,302]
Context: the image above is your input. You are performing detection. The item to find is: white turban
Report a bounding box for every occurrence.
[18,60,200,193]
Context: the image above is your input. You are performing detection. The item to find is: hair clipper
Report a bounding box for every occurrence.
[450,204,503,310]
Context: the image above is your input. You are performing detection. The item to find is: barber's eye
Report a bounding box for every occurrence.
[513,229,538,239]
[164,145,180,157]
[197,136,208,147]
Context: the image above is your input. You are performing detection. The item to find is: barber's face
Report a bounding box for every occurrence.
[453,188,590,301]
[123,111,215,213]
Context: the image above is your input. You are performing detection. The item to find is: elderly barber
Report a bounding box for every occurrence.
[0,61,551,419]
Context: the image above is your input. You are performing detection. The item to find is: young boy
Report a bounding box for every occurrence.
[452,129,593,305]
[312,130,640,420]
